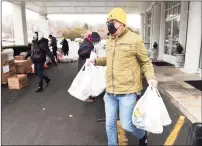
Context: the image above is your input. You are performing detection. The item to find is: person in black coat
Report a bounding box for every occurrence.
[78,32,100,71]
[60,37,69,56]
[77,32,100,102]
[49,35,58,61]
[26,32,57,92]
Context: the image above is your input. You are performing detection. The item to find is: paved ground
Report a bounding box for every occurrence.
[2,62,192,145]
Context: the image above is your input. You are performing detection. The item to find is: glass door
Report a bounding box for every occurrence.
[164,16,180,55]
[165,20,172,55]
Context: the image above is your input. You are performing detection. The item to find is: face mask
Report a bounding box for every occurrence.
[107,22,117,34]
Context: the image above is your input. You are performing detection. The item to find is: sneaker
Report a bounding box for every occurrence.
[45,79,51,87]
[35,87,43,92]
[139,132,147,146]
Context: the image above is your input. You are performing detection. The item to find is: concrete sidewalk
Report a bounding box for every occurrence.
[155,65,201,123]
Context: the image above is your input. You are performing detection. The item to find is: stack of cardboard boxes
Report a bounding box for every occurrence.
[1,53,16,84]
[1,52,31,89]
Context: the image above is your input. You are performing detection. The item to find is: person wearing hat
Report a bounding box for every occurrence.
[78,32,100,102]
[26,32,57,92]
[60,37,69,56]
[78,32,100,72]
[90,8,157,146]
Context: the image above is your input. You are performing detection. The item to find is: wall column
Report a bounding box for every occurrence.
[182,2,202,73]
[12,2,28,45]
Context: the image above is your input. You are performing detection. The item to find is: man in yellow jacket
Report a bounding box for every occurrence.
[91,8,157,146]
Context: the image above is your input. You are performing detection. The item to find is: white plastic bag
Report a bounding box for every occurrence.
[90,51,98,60]
[91,65,106,97]
[68,62,92,101]
[155,89,172,126]
[132,86,171,134]
[2,49,14,60]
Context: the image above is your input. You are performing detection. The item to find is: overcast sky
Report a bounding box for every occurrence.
[2,1,140,28]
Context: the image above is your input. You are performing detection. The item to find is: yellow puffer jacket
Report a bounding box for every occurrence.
[96,27,156,94]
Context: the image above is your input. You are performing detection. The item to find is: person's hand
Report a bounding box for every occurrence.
[148,79,158,88]
[86,58,96,66]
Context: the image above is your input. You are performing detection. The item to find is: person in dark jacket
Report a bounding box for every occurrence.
[60,37,69,56]
[78,32,100,102]
[49,35,58,62]
[78,32,101,71]
[26,32,57,92]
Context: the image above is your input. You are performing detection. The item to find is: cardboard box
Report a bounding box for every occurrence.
[15,55,25,60]
[9,68,16,76]
[1,72,10,84]
[8,59,15,69]
[15,59,32,74]
[8,74,28,89]
[15,59,32,67]
[16,66,32,74]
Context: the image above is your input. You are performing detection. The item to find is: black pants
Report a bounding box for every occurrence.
[52,47,57,60]
[34,63,49,88]
[78,57,87,72]
[63,51,69,56]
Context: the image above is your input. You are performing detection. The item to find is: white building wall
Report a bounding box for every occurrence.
[12,3,28,45]
[182,2,202,74]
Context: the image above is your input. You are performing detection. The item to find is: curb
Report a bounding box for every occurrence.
[158,84,199,123]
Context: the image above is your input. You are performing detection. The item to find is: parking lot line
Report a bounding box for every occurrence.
[164,116,185,146]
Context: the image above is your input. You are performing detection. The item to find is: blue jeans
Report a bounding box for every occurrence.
[104,92,146,146]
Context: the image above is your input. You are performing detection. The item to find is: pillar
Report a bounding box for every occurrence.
[182,2,202,73]
[35,14,49,38]
[0,1,2,144]
[179,2,189,52]
[144,13,149,49]
[151,3,161,48]
[140,13,145,39]
[158,2,166,60]
[0,1,2,49]
[12,3,28,45]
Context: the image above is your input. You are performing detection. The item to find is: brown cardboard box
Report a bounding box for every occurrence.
[16,66,32,74]
[15,59,32,67]
[15,55,25,60]
[8,59,15,69]
[8,74,28,89]
[1,72,10,84]
[15,59,32,74]
[8,59,16,77]
[9,67,16,76]
[1,55,10,84]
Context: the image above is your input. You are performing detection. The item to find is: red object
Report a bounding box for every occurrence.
[31,64,35,73]
[86,34,93,43]
[44,64,48,68]
[87,34,91,39]
[31,69,35,73]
